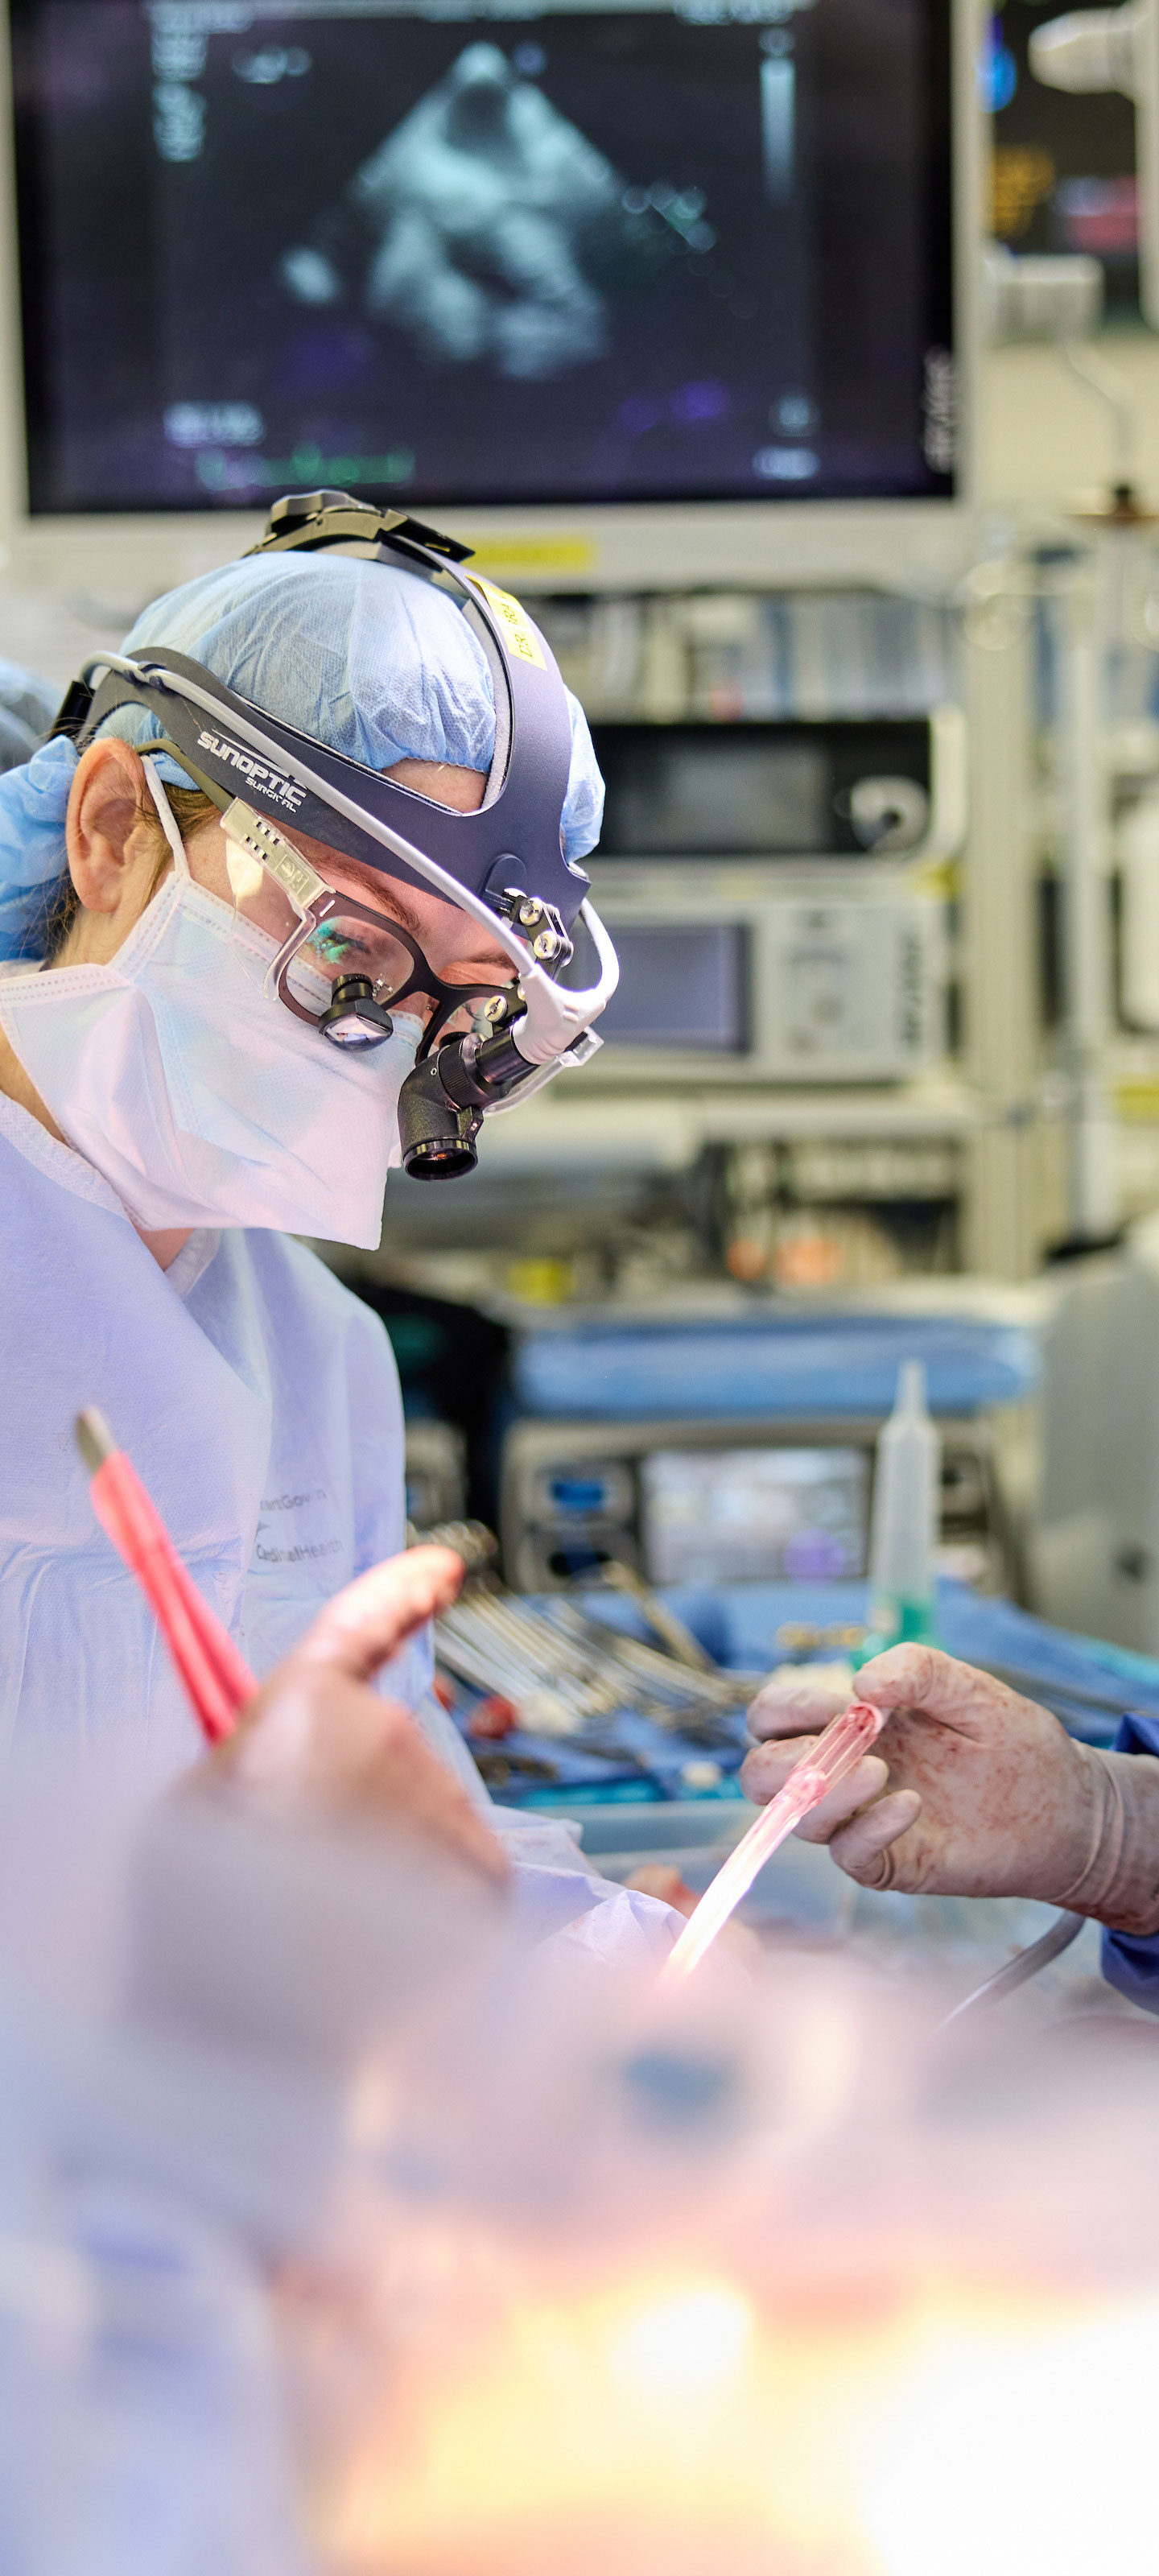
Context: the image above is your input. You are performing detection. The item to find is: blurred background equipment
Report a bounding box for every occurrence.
[493,1300,1033,1600]
[1028,0,1159,328]
[1030,1208,1159,1649]
[584,710,955,1088]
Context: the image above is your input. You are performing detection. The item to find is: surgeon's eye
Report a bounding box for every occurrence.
[286,914,421,1018]
[311,922,372,968]
[304,921,396,980]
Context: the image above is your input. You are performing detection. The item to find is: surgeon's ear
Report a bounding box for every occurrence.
[65,738,157,919]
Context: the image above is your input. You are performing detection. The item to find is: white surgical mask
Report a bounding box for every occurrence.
[0,769,419,1246]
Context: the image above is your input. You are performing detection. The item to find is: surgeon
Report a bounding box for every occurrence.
[0,494,620,1849]
[744,1641,1159,2010]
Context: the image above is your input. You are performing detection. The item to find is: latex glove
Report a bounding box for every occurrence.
[741,1642,1159,1932]
[203,1545,509,1893]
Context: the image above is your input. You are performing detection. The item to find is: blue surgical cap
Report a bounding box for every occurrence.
[0,554,604,959]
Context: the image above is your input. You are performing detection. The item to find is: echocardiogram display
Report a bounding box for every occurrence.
[10,0,955,512]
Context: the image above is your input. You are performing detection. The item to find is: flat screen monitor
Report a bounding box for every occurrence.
[592,718,934,856]
[594,921,748,1049]
[988,10,1140,324]
[10,0,958,520]
[641,1442,869,1586]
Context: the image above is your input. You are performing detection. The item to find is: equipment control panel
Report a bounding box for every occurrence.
[579,711,962,1086]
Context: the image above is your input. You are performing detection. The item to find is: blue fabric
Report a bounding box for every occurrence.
[511,1315,1041,1421]
[654,1576,1159,1743]
[1100,1712,1159,2013]
[0,553,604,956]
[0,733,80,956]
[464,1576,1159,1802]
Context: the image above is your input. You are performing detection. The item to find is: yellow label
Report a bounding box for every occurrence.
[469,536,596,574]
[505,1257,575,1305]
[473,576,547,667]
[1116,1079,1159,1123]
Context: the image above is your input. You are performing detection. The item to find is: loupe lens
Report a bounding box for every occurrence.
[225,838,520,1046]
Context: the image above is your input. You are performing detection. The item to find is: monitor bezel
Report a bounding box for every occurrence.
[0,0,981,597]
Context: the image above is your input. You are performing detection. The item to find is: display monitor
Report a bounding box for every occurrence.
[592,719,935,857]
[641,1443,869,1586]
[9,0,959,523]
[595,922,748,1050]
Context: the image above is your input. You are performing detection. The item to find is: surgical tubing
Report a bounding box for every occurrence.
[663,1699,886,1979]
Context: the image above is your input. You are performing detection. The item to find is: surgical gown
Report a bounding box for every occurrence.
[0,1087,427,1798]
[0,1089,678,1961]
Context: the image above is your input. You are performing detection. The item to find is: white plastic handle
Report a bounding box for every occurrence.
[509,898,621,1066]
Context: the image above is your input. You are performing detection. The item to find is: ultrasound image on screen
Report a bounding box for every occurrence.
[10,0,955,514]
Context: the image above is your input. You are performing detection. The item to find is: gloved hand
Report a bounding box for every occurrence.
[740,1642,1159,1933]
[204,1544,509,1892]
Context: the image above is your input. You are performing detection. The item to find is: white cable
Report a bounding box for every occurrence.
[139,755,190,881]
[936,1909,1086,2029]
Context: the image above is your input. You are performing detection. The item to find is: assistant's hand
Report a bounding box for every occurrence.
[202,1545,509,1892]
[740,1643,1102,1903]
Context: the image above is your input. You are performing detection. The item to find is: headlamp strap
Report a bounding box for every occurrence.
[49,675,95,742]
[245,490,474,568]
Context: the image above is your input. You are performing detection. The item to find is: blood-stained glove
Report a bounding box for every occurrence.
[741,1642,1159,1934]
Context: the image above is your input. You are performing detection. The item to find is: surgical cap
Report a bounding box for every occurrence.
[0,554,604,959]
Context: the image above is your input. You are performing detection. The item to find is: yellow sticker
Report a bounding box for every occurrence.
[468,536,596,574]
[474,576,546,668]
[1116,1079,1159,1124]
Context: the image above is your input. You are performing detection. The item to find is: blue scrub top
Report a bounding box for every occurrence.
[1101,1713,1159,2012]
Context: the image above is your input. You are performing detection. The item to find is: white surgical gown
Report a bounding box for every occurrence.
[0,1090,679,1957]
[0,1090,427,1798]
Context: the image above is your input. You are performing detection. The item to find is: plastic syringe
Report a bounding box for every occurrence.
[661,1699,886,1981]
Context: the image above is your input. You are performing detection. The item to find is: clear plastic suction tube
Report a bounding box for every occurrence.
[662,1699,886,1981]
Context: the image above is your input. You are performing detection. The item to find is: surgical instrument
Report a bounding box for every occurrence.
[662,1699,885,1979]
[76,1409,255,1743]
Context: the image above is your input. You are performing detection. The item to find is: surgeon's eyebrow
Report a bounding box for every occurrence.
[317,852,427,935]
[338,868,512,977]
[312,852,421,931]
[372,884,423,935]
